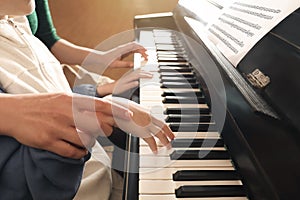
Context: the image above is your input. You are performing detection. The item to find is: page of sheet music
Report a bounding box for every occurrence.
[178,0,226,27]
[206,0,300,67]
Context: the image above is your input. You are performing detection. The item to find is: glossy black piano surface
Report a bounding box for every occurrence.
[123,1,300,200]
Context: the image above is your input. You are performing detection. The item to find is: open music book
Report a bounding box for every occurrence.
[183,0,300,67]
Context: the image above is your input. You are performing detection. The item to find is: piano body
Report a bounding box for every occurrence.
[123,1,300,200]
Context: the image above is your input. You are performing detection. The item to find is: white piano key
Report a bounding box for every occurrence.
[140,95,164,101]
[139,167,235,180]
[159,61,189,66]
[140,88,203,95]
[140,96,164,103]
[174,132,220,139]
[139,146,173,156]
[142,65,160,72]
[138,30,156,48]
[140,87,201,93]
[146,49,159,57]
[139,180,243,194]
[139,84,162,91]
[140,77,161,84]
[139,194,248,200]
[140,102,209,109]
[139,146,226,156]
[139,132,220,148]
[139,156,232,168]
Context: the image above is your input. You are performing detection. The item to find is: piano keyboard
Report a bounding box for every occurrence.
[135,29,248,200]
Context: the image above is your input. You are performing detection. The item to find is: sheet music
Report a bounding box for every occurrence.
[178,0,226,26]
[206,0,300,67]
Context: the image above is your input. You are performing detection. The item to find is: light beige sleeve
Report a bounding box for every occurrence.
[62,64,115,88]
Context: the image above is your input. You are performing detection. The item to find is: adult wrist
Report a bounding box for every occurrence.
[0,95,18,137]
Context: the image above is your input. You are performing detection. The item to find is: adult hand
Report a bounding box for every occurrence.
[106,96,175,153]
[0,93,132,159]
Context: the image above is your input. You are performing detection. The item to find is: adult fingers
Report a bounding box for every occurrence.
[77,130,96,149]
[60,126,86,148]
[95,99,133,120]
[99,123,113,137]
[48,140,88,159]
[73,95,132,120]
[162,124,175,140]
[75,110,116,138]
[95,112,115,136]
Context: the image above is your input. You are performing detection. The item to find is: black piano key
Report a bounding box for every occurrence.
[169,123,216,132]
[171,139,224,148]
[158,57,187,62]
[157,56,187,62]
[161,82,199,89]
[175,185,246,198]
[153,32,176,37]
[157,51,186,56]
[166,114,211,123]
[156,47,185,52]
[160,64,191,69]
[159,68,192,73]
[156,44,183,49]
[163,96,206,104]
[155,36,178,40]
[156,49,185,53]
[160,79,197,83]
[161,77,197,83]
[156,42,181,45]
[159,62,190,67]
[170,150,230,160]
[161,90,202,96]
[155,43,180,46]
[173,170,241,181]
[165,107,210,115]
[157,55,188,58]
[160,72,194,77]
[159,65,190,69]
[155,38,180,44]
[157,54,187,58]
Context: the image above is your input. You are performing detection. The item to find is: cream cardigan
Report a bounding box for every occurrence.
[0,16,71,93]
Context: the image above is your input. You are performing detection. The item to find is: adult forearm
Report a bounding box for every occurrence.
[0,94,19,137]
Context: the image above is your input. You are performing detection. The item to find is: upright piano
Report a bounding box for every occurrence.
[123,1,300,199]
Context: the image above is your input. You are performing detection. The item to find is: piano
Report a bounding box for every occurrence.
[122,1,300,200]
